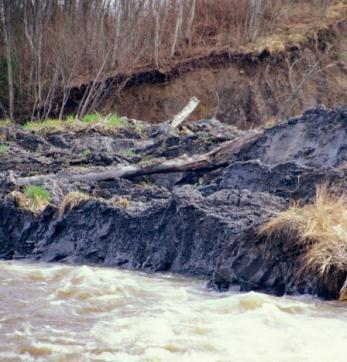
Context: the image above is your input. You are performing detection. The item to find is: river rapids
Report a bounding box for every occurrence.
[0,260,346,362]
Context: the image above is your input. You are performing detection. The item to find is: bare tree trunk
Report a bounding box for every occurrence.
[58,59,79,120]
[317,0,329,19]
[154,4,160,68]
[111,2,122,67]
[171,0,184,58]
[77,52,110,118]
[247,0,262,41]
[0,0,14,120]
[186,0,196,46]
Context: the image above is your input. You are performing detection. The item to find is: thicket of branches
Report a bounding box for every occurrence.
[0,0,335,121]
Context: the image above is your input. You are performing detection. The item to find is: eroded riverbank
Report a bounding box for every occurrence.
[0,107,346,299]
[0,260,346,362]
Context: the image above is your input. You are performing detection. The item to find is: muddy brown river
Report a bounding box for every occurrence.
[0,260,346,362]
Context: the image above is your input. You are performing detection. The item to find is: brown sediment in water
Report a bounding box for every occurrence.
[0,260,346,361]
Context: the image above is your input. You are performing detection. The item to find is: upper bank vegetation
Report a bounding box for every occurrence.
[0,0,346,122]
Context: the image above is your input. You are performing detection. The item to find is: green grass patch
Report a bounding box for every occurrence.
[105,114,129,128]
[66,115,76,124]
[22,113,129,132]
[0,144,8,156]
[83,112,102,123]
[24,119,65,131]
[23,185,51,213]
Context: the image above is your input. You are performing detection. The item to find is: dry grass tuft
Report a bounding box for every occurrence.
[59,191,90,217]
[259,185,347,297]
[326,2,347,19]
[114,197,129,209]
[10,191,28,209]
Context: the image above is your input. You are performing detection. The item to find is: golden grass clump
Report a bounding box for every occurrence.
[114,197,129,209]
[59,191,90,217]
[259,185,347,297]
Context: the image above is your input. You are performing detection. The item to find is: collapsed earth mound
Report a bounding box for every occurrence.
[0,106,346,299]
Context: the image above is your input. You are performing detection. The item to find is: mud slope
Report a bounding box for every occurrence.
[0,107,346,299]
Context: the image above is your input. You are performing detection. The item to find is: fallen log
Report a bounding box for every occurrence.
[13,130,262,186]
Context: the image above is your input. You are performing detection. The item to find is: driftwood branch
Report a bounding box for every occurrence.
[13,131,261,186]
[171,96,200,128]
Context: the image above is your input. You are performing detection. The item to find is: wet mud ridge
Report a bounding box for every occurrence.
[0,106,346,299]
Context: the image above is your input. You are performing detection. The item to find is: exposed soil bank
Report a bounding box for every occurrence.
[62,21,347,129]
[0,106,346,299]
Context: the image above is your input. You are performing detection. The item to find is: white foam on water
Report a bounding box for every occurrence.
[0,260,346,362]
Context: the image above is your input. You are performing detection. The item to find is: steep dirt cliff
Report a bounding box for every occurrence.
[64,19,347,129]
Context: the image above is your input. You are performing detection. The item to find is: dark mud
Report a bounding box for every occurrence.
[0,106,346,299]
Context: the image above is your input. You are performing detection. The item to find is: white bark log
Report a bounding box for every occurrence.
[171,96,200,128]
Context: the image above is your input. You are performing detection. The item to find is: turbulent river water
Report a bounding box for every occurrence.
[0,261,346,362]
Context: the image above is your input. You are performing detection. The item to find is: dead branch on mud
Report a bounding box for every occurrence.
[170,96,200,128]
[13,131,262,187]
